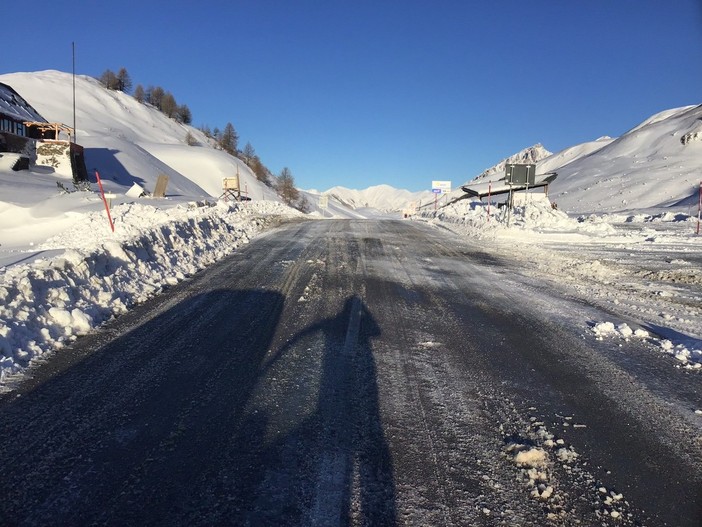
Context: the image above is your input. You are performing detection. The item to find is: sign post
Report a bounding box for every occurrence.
[431,180,452,211]
[697,181,701,235]
[487,182,492,222]
[319,195,329,217]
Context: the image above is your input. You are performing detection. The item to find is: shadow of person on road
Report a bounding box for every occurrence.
[218,295,397,525]
[0,290,397,525]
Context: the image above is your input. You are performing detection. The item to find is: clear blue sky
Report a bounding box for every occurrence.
[5,1,702,191]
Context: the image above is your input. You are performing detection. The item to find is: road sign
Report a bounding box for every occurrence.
[432,180,452,194]
[319,195,329,209]
[505,164,536,185]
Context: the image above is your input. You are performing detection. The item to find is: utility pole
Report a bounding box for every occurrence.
[72,42,76,144]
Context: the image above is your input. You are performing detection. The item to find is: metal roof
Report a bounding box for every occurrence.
[461,173,558,199]
[0,83,47,123]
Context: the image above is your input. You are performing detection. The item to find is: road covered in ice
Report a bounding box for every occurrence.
[0,219,700,526]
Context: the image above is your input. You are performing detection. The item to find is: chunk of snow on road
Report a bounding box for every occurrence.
[591,321,649,340]
[592,321,701,369]
[513,447,549,468]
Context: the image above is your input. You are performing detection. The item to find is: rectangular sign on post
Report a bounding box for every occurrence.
[505,164,536,185]
[222,176,240,190]
[431,180,452,194]
[319,195,329,210]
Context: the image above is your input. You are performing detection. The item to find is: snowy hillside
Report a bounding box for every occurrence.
[543,104,702,213]
[470,144,553,183]
[0,70,268,200]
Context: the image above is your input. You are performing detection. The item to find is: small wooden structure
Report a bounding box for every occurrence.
[153,174,169,198]
[220,173,245,202]
[23,121,73,142]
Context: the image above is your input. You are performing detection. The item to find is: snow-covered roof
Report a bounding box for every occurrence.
[0,82,46,123]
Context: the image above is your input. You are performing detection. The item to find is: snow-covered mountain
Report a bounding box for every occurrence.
[470,144,553,183]
[543,105,702,213]
[320,184,434,213]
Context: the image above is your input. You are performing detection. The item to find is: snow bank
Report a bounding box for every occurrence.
[418,194,616,238]
[0,200,301,383]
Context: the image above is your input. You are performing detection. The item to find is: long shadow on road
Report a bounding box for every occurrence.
[0,289,396,526]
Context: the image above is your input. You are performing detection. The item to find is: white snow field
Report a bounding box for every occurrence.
[0,69,701,386]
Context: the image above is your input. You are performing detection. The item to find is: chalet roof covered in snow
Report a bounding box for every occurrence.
[0,82,46,123]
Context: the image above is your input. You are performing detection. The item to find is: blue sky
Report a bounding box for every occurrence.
[6,1,702,191]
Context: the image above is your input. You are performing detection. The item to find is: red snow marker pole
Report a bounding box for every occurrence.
[95,170,115,232]
[697,181,701,235]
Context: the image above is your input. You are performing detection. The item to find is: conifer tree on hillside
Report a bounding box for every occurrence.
[249,155,272,186]
[147,86,165,110]
[133,84,145,103]
[185,131,198,146]
[176,104,192,124]
[116,67,132,93]
[241,142,256,164]
[278,167,300,206]
[99,69,119,90]
[161,92,178,118]
[220,122,239,155]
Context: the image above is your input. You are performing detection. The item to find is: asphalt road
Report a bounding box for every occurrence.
[1,219,700,526]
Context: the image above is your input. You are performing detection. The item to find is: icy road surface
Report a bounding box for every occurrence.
[0,220,700,526]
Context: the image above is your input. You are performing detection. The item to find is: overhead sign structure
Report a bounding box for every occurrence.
[431,180,452,194]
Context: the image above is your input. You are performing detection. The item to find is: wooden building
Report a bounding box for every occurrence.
[0,82,87,181]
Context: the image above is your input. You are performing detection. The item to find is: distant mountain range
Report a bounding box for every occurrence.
[319,105,702,214]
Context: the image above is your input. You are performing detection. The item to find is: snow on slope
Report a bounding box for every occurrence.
[536,136,614,175]
[0,70,273,202]
[142,143,280,201]
[546,105,702,213]
[0,71,211,197]
[470,144,553,184]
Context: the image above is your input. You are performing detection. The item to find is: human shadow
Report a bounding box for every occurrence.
[0,289,286,525]
[209,295,397,525]
[0,291,397,525]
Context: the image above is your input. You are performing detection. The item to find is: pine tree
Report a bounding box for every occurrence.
[148,86,165,109]
[116,67,132,93]
[161,92,177,118]
[220,122,239,155]
[176,104,192,124]
[278,167,300,206]
[133,84,145,103]
[99,69,119,90]
[242,142,256,164]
